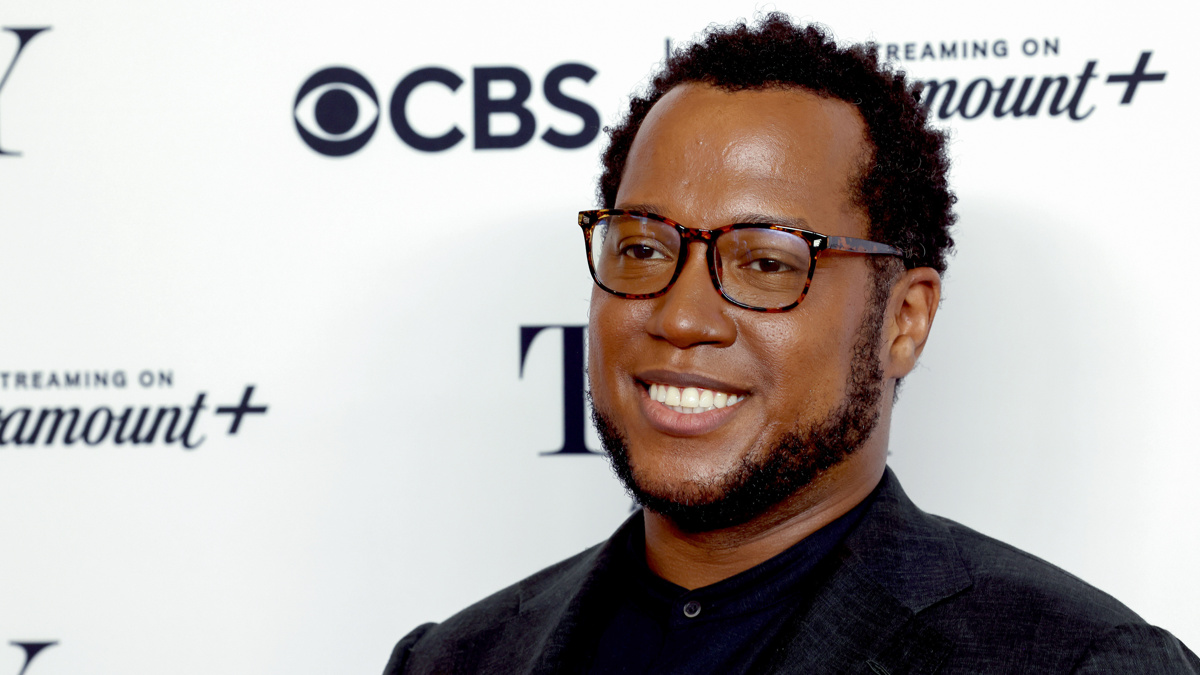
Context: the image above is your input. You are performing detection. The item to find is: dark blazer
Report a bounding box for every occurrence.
[384,470,1199,674]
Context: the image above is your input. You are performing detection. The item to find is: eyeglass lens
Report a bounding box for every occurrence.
[589,213,812,309]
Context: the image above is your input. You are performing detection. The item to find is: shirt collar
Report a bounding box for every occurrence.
[619,475,884,624]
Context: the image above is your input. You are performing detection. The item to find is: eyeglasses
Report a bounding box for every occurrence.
[578,209,903,312]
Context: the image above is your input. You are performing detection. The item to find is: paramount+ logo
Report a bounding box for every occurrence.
[0,369,268,451]
[877,37,1167,121]
[293,62,600,157]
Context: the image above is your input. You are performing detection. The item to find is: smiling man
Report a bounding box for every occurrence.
[384,15,1198,674]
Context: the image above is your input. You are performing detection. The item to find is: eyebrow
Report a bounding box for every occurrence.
[616,204,811,230]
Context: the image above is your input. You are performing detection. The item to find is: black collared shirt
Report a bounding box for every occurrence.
[582,482,880,675]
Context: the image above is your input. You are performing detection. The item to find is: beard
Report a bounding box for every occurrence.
[591,285,889,534]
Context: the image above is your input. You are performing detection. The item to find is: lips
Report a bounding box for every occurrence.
[634,370,748,435]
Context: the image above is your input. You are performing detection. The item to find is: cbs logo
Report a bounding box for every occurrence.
[293,64,600,156]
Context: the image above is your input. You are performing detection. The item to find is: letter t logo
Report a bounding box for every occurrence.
[9,642,57,675]
[519,325,599,455]
[0,27,51,156]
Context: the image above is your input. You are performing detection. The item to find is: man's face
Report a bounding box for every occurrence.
[588,83,888,530]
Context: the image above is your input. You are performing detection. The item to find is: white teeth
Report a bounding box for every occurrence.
[669,404,717,414]
[646,382,743,413]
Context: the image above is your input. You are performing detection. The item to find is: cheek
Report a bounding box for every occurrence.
[744,305,858,415]
[587,292,646,399]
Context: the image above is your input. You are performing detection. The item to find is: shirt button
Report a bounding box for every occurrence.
[682,600,702,618]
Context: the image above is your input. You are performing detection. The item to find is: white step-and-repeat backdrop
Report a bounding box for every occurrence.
[1,1,1195,673]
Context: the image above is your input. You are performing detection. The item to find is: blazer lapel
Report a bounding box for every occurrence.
[757,469,971,674]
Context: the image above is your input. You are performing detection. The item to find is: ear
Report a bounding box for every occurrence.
[882,267,941,380]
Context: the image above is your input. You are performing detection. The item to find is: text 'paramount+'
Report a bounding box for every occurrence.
[0,385,268,450]
[873,37,1166,122]
[294,63,601,156]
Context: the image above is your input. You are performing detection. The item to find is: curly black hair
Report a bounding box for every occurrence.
[598,13,956,275]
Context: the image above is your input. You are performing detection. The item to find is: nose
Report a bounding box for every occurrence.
[644,242,737,349]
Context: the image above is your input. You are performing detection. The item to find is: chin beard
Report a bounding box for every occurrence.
[591,290,888,534]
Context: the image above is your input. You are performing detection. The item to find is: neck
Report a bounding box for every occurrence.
[641,441,887,590]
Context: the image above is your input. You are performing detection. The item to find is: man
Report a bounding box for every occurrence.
[384,14,1198,674]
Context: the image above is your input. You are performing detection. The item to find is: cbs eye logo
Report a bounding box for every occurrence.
[293,67,380,157]
[293,63,600,157]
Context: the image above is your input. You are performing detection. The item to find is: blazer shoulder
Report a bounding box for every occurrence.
[856,474,1191,672]
[1071,623,1200,674]
[912,514,1192,673]
[858,472,1143,629]
[932,513,1143,627]
[385,541,608,674]
[383,622,435,675]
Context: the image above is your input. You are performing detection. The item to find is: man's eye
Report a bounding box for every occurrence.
[745,258,795,273]
[621,244,666,260]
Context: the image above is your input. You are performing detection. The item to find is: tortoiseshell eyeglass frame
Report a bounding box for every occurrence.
[578,209,904,313]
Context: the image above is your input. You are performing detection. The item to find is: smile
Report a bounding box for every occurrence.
[646,382,742,414]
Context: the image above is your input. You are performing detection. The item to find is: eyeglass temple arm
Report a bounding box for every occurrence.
[822,236,903,257]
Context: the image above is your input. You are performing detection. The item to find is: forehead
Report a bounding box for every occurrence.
[617,83,870,231]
